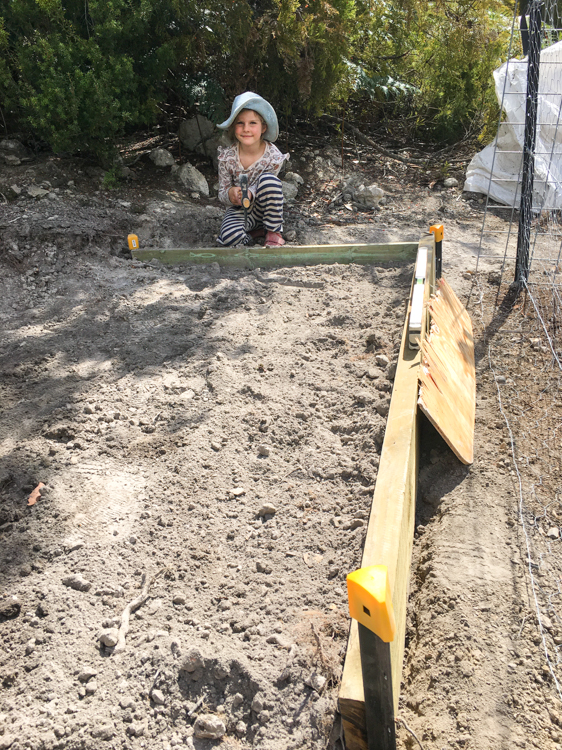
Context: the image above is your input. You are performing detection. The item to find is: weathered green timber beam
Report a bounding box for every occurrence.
[131,242,418,268]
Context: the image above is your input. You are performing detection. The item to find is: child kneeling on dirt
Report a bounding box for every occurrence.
[216,92,289,248]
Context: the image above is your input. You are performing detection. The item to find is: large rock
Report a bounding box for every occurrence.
[179,115,220,166]
[0,139,30,160]
[177,163,209,197]
[149,148,175,167]
[281,181,298,202]
[354,183,384,208]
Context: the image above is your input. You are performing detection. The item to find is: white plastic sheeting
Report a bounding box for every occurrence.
[464,40,562,209]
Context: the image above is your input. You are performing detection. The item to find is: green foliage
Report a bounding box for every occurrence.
[102,166,121,190]
[0,0,516,153]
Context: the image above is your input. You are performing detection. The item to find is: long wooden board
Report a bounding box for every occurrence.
[338,235,435,749]
[418,278,475,465]
[131,242,418,268]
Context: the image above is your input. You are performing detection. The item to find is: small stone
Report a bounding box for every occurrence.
[62,574,92,592]
[495,375,506,384]
[342,518,364,531]
[231,487,246,497]
[375,354,390,367]
[151,689,166,705]
[0,736,15,750]
[374,400,389,417]
[235,720,247,736]
[257,444,271,457]
[547,527,560,540]
[232,692,244,707]
[258,710,270,724]
[126,722,145,737]
[85,680,97,695]
[443,177,459,188]
[258,503,276,517]
[91,723,115,740]
[25,638,35,655]
[100,628,120,648]
[542,615,554,631]
[27,185,49,199]
[251,695,264,713]
[193,714,226,740]
[256,560,272,574]
[211,441,221,452]
[179,647,204,673]
[173,593,186,605]
[78,669,98,683]
[305,672,326,692]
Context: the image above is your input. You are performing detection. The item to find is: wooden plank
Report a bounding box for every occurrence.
[339,236,434,749]
[131,242,418,267]
[418,277,475,465]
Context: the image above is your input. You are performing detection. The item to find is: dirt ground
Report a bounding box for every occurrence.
[1,130,561,750]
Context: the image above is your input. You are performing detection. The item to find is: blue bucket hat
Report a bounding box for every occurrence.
[218,92,279,142]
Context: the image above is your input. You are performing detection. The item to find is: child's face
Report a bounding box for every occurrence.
[234,109,267,148]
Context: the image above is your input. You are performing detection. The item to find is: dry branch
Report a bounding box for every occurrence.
[113,568,164,654]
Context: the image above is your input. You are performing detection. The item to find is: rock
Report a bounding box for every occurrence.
[354,184,384,208]
[0,736,15,749]
[85,680,98,694]
[0,138,30,159]
[542,615,554,631]
[177,163,209,196]
[91,724,115,740]
[342,518,364,531]
[27,185,49,199]
[375,354,390,367]
[374,400,390,417]
[444,177,459,188]
[179,647,205,673]
[193,714,226,740]
[256,560,272,574]
[281,181,298,201]
[258,503,276,517]
[257,444,271,457]
[78,669,98,683]
[100,628,120,647]
[172,593,186,605]
[62,573,92,592]
[235,720,247,736]
[0,598,21,622]
[151,688,166,705]
[232,692,244,707]
[149,148,175,167]
[231,487,246,497]
[258,710,270,724]
[495,375,506,384]
[305,672,326,692]
[547,527,560,539]
[284,172,304,185]
[3,155,20,166]
[251,695,264,713]
[179,115,215,152]
[126,722,145,737]
[211,441,221,452]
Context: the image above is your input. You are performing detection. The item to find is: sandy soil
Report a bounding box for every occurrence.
[1,134,561,750]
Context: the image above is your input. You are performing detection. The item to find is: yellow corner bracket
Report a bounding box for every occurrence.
[429,224,444,243]
[346,565,396,642]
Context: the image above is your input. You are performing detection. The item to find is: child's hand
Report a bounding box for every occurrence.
[228,186,242,206]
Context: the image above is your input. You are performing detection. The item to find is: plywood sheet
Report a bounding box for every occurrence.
[419,277,475,464]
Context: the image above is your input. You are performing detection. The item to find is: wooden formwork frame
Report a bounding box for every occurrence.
[133,236,436,749]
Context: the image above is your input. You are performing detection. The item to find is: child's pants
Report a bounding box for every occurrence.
[217,173,284,247]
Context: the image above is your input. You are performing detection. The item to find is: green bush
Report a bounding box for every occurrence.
[0,0,515,155]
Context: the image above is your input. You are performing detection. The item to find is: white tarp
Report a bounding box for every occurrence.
[464,40,562,209]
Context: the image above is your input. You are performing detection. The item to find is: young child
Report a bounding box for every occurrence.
[216,92,289,247]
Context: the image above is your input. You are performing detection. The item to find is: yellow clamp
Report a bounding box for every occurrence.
[128,234,139,250]
[429,224,444,243]
[346,565,396,642]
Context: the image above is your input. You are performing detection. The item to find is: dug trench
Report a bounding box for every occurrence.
[1,142,560,750]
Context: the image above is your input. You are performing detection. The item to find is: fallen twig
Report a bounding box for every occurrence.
[187,694,206,717]
[396,716,426,750]
[113,568,164,654]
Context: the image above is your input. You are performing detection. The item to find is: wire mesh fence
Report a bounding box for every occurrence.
[472,0,562,705]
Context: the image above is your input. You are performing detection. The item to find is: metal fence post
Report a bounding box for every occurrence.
[515,0,543,285]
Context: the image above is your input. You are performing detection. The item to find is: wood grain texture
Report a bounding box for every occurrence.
[339,236,435,749]
[131,242,418,267]
[418,277,475,465]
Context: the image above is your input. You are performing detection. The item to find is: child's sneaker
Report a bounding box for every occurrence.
[265,231,285,247]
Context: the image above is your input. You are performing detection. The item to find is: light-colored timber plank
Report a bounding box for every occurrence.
[339,235,434,750]
[418,277,475,465]
[131,242,418,267]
